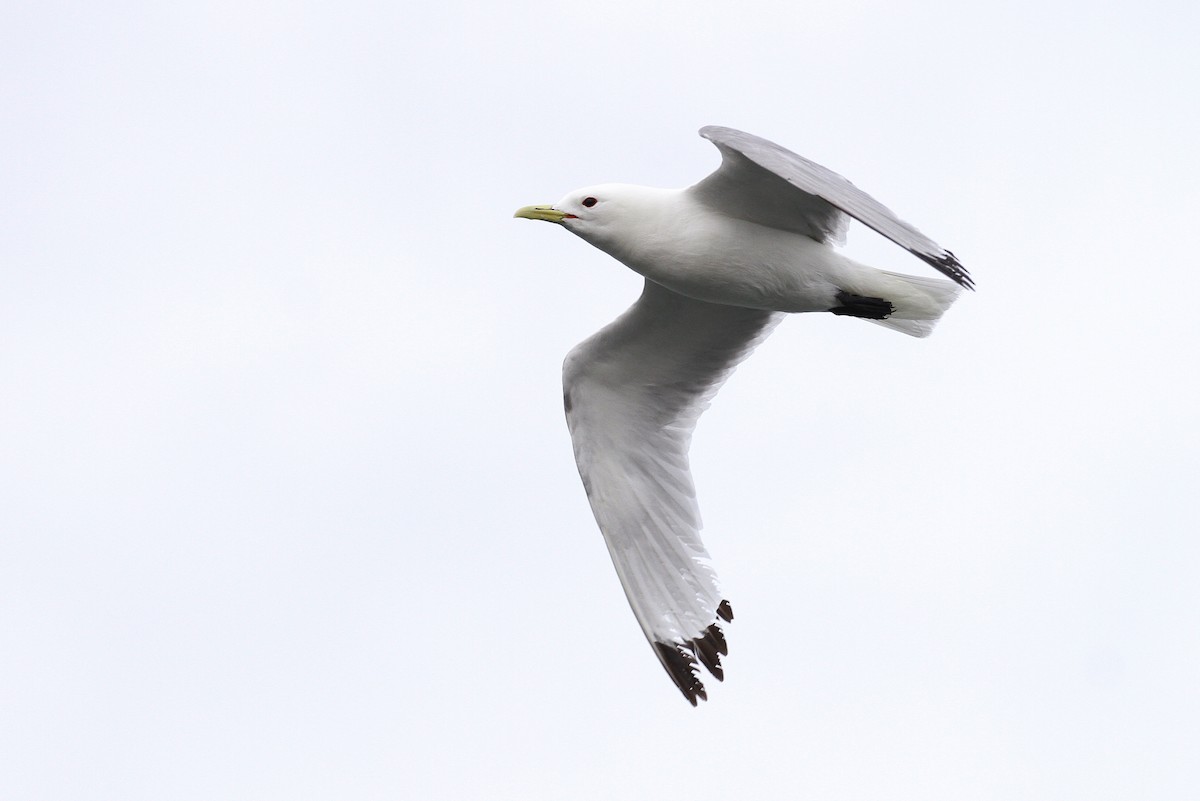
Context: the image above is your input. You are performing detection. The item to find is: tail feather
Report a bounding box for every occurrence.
[868,270,963,338]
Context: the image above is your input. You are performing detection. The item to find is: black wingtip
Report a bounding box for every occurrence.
[717,599,734,622]
[654,602,735,705]
[654,641,705,706]
[693,625,727,680]
[707,621,729,656]
[914,248,975,290]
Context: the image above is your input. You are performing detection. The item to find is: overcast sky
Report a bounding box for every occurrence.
[3,2,1198,799]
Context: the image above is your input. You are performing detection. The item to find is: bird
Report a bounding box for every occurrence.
[514,125,972,705]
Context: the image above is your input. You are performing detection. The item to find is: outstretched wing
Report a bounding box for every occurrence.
[563,280,781,704]
[690,125,973,289]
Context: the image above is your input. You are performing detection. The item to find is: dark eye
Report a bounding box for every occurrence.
[581,196,598,208]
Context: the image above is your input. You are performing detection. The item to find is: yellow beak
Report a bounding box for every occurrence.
[513,205,568,223]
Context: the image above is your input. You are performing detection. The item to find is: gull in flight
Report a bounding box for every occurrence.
[515,126,972,705]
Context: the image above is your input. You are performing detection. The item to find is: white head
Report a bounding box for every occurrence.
[514,183,679,258]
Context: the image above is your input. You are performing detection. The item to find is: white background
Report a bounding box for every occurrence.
[3,2,1198,798]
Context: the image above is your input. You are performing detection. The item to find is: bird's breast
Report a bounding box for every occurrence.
[615,214,842,313]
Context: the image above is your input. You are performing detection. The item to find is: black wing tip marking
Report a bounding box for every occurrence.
[655,599,734,706]
[654,642,707,706]
[908,248,975,291]
[717,599,734,622]
[921,249,975,290]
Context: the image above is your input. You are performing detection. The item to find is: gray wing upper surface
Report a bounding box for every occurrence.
[563,279,782,704]
[689,125,973,289]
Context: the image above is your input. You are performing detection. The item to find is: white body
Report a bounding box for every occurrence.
[563,184,961,338]
[572,185,957,323]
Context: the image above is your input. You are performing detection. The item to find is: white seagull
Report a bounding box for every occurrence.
[515,126,972,704]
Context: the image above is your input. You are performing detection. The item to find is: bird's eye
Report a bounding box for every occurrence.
[581,196,598,208]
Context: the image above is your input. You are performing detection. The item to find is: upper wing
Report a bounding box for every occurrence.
[690,125,973,289]
[563,279,782,704]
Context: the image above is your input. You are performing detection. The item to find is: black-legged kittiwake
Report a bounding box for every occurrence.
[514,125,973,705]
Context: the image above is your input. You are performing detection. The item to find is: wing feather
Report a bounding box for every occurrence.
[563,279,781,704]
[691,125,973,289]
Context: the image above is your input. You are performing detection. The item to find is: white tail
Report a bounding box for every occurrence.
[867,270,963,338]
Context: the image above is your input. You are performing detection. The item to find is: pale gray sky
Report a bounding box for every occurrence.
[3,2,1198,799]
